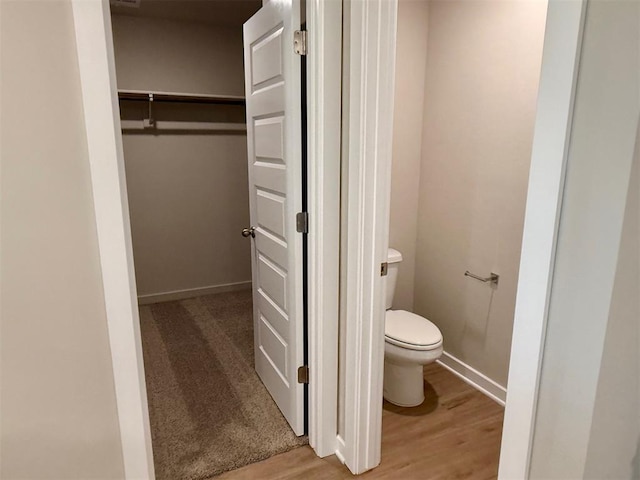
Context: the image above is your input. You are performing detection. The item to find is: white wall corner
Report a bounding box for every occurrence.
[71,1,154,478]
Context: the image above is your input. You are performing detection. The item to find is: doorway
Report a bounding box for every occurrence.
[337,0,639,478]
[378,0,548,475]
[107,0,307,477]
[73,0,342,474]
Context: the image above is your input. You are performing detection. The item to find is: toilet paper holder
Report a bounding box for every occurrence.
[464,270,500,286]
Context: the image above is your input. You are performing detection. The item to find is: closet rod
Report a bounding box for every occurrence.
[118,89,246,106]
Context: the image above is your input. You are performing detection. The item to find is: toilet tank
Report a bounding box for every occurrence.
[386,248,403,310]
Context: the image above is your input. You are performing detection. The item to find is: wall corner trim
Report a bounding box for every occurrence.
[71,0,155,478]
[498,0,587,478]
[339,0,399,474]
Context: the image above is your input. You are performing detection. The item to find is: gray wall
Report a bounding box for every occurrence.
[111,14,251,298]
[390,0,547,386]
[388,0,429,312]
[111,14,245,96]
[0,1,125,477]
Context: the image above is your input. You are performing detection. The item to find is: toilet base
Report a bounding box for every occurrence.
[383,361,425,407]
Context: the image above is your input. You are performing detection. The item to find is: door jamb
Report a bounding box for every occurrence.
[71,0,342,476]
[306,0,342,458]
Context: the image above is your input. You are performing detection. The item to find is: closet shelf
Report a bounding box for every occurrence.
[118,89,246,105]
[120,120,247,132]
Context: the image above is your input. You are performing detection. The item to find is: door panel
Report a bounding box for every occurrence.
[257,254,287,310]
[255,118,285,161]
[243,0,304,435]
[256,190,286,239]
[251,26,284,87]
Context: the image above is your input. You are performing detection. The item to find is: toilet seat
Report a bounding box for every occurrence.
[385,310,443,351]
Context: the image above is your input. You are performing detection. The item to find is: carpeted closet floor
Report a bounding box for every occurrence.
[139,290,307,480]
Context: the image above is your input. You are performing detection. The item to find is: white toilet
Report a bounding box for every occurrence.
[384,248,443,407]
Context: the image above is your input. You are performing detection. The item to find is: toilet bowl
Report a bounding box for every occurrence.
[384,249,443,407]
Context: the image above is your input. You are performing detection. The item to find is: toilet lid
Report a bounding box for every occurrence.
[385,310,443,350]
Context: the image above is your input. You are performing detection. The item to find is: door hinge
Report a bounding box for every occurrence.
[381,262,388,276]
[297,365,309,384]
[296,212,309,233]
[293,30,307,56]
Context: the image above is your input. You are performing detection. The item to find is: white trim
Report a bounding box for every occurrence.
[137,281,252,305]
[498,1,586,478]
[340,0,398,474]
[437,352,506,406]
[335,436,347,465]
[71,1,154,478]
[306,0,342,458]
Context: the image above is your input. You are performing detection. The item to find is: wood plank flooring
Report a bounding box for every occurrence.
[219,363,504,479]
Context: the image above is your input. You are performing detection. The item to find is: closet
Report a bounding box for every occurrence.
[112,9,252,301]
[109,2,306,479]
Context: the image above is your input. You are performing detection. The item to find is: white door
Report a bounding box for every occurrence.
[243,0,305,435]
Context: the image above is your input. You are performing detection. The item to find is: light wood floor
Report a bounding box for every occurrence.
[218,363,504,479]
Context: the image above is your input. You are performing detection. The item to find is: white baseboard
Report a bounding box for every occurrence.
[335,436,347,465]
[137,281,252,305]
[436,351,507,406]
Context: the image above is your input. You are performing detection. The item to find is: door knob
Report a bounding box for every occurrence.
[242,226,256,238]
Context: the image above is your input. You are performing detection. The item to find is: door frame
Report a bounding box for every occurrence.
[71,0,342,477]
[337,0,588,475]
[335,0,398,474]
[306,0,342,458]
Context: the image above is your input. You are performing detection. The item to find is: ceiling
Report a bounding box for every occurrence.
[110,0,262,27]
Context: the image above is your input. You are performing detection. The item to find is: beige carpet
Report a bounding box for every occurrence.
[139,290,307,480]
